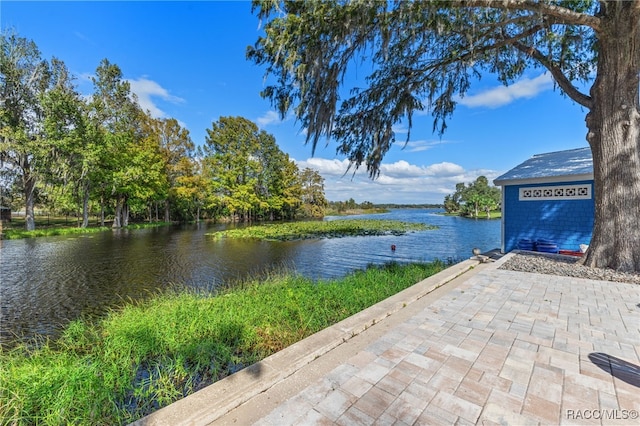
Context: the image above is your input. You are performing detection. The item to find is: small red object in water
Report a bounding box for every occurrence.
[391,244,396,251]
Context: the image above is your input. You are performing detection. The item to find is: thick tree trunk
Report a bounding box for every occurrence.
[81,181,90,228]
[113,196,123,228]
[122,202,129,227]
[582,3,640,272]
[100,196,105,227]
[164,199,170,222]
[23,171,36,231]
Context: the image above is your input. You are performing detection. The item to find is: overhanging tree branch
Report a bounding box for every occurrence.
[429,22,547,73]
[459,0,601,31]
[512,41,593,109]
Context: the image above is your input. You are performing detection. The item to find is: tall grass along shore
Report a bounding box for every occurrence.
[1,221,173,240]
[0,260,447,425]
[208,219,435,241]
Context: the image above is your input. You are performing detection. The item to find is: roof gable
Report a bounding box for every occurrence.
[494,147,593,186]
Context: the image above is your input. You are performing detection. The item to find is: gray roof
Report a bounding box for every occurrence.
[493,147,593,186]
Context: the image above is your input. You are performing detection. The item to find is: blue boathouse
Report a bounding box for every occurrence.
[493,147,594,253]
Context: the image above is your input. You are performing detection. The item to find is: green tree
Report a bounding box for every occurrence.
[121,123,168,223]
[443,194,458,214]
[249,1,640,272]
[479,193,499,219]
[446,176,500,218]
[203,117,263,221]
[254,130,290,220]
[174,155,207,223]
[279,157,302,219]
[361,200,374,210]
[443,182,466,214]
[298,167,327,218]
[464,176,500,218]
[203,116,302,222]
[89,59,145,228]
[40,58,95,227]
[0,32,54,230]
[140,116,194,222]
[253,133,304,221]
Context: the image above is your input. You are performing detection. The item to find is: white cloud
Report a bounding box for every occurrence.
[296,158,352,176]
[380,160,425,178]
[256,110,282,127]
[294,156,503,204]
[423,162,465,176]
[399,139,454,153]
[127,77,184,118]
[392,124,408,135]
[256,110,298,128]
[458,73,553,108]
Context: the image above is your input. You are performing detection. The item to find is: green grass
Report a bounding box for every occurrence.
[208,219,435,241]
[324,207,390,216]
[1,222,173,240]
[440,210,501,219]
[0,260,448,425]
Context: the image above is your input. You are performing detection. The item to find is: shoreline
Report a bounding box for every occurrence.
[0,260,450,424]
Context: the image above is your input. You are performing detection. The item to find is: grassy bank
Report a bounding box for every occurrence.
[324,207,390,216]
[441,210,501,219]
[0,260,447,425]
[208,219,435,241]
[1,222,173,240]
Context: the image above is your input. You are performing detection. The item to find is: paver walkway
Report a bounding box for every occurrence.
[138,254,640,425]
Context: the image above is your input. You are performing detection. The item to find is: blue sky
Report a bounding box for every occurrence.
[1,1,591,204]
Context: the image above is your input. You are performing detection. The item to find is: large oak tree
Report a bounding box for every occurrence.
[248,0,640,272]
[0,33,57,230]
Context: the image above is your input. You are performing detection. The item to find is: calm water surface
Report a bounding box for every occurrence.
[0,209,500,345]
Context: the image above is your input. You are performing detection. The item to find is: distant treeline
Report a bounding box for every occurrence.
[327,198,442,213]
[373,203,443,209]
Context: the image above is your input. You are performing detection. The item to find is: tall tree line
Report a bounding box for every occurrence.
[0,32,325,230]
[202,115,326,222]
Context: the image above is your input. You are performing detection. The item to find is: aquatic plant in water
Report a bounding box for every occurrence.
[207,219,436,241]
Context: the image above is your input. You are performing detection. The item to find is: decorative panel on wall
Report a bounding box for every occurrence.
[519,184,591,201]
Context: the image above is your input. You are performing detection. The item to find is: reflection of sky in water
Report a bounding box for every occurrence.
[0,209,500,345]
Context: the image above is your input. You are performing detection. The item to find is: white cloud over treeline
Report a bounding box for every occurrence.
[295,157,502,204]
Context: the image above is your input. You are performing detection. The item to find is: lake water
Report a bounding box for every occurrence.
[0,209,500,346]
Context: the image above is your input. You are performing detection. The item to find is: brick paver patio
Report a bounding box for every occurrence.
[251,257,640,425]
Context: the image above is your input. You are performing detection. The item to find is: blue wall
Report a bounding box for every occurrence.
[503,180,594,252]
